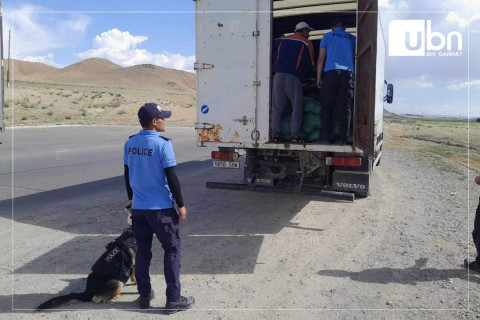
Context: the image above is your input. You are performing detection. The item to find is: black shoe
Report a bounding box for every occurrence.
[139,289,155,309]
[271,136,282,143]
[165,296,195,314]
[334,138,346,146]
[464,259,480,273]
[346,136,353,145]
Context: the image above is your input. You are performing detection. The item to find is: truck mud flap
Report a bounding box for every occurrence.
[332,170,370,196]
[206,182,354,201]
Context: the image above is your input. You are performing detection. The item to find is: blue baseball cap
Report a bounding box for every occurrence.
[138,103,172,122]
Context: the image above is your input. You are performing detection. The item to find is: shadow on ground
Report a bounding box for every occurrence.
[318,258,480,285]
[4,158,332,309]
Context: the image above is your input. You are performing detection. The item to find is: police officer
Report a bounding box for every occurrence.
[124,103,194,313]
[317,18,356,145]
[465,175,480,273]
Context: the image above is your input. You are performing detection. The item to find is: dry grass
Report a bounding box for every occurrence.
[4,80,196,127]
[385,117,480,174]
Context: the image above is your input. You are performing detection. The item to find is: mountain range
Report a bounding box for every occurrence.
[7,58,196,93]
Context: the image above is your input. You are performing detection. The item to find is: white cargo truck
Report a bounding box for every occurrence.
[195,0,393,200]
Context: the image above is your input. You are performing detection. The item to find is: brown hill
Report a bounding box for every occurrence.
[112,64,196,91]
[61,58,122,73]
[8,58,196,92]
[8,60,58,81]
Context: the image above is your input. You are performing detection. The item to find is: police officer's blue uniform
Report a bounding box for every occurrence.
[320,27,356,143]
[124,130,181,302]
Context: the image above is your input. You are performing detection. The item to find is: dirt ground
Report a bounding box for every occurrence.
[1,127,480,320]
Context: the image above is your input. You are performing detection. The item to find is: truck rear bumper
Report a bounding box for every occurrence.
[205,181,354,201]
[198,141,364,154]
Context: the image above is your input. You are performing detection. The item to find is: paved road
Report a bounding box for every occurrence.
[0,126,211,203]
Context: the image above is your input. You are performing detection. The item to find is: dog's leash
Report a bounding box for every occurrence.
[125,205,132,227]
[125,205,157,238]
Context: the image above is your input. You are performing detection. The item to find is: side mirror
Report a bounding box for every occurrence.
[386,83,394,104]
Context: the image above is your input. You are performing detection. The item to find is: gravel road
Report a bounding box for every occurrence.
[1,128,479,320]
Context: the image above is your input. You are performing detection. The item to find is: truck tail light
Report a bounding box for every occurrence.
[326,157,362,167]
[211,151,238,161]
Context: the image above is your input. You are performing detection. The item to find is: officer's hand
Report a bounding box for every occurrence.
[317,78,322,88]
[178,206,187,223]
[475,175,480,185]
[126,200,132,208]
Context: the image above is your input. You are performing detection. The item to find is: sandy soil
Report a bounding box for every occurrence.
[1,127,480,320]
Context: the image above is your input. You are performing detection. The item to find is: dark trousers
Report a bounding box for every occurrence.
[473,197,480,262]
[321,70,354,140]
[132,208,181,302]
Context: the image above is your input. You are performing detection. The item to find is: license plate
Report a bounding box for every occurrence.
[213,160,240,169]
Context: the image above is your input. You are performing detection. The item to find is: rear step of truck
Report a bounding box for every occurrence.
[205,182,354,201]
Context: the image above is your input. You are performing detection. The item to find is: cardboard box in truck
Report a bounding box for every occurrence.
[195,0,394,199]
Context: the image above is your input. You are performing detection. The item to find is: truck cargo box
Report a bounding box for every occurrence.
[195,0,392,198]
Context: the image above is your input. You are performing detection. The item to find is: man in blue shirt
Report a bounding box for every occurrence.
[124,103,194,313]
[317,19,356,145]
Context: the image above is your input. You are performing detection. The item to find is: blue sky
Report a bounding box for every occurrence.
[3,0,196,70]
[2,0,480,117]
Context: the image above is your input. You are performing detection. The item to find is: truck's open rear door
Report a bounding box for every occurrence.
[195,0,259,146]
[354,0,378,157]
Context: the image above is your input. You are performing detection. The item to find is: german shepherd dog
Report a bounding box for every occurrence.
[36,229,137,310]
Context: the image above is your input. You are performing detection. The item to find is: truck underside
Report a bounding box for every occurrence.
[207,147,373,201]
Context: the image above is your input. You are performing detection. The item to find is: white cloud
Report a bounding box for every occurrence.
[4,4,91,64]
[416,81,434,88]
[92,29,148,51]
[446,12,469,28]
[22,53,63,68]
[447,79,480,90]
[400,75,434,88]
[438,0,480,28]
[379,0,409,10]
[76,29,195,73]
[445,11,480,29]
[441,0,480,12]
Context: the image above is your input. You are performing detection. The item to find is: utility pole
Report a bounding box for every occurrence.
[7,30,10,87]
[0,0,5,134]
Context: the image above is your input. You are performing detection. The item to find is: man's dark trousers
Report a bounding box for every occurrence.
[132,208,181,302]
[473,197,480,262]
[321,69,354,141]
